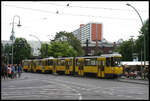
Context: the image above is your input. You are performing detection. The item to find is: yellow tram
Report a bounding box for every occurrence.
[22,54,123,78]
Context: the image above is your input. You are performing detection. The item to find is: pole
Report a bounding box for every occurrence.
[126,3,146,70]
[12,38,14,64]
[95,23,98,55]
[86,39,89,56]
[11,15,21,65]
[130,36,134,61]
[141,48,142,73]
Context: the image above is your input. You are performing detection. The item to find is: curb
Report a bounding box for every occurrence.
[117,79,149,85]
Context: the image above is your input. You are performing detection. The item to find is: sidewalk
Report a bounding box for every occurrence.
[118,76,149,85]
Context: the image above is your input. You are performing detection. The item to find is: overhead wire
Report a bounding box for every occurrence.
[2,4,140,21]
[39,2,148,12]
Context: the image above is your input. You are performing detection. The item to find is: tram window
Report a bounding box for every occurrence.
[34,62,36,68]
[85,58,97,66]
[44,61,46,66]
[61,60,65,66]
[106,58,110,67]
[101,61,104,66]
[38,61,42,66]
[111,57,115,67]
[57,60,60,65]
[48,60,53,65]
[24,61,28,65]
[35,61,38,66]
[114,58,121,67]
[69,60,72,65]
[101,61,104,71]
[67,60,72,66]
[57,59,65,66]
[45,61,47,66]
[76,59,79,66]
[85,59,90,66]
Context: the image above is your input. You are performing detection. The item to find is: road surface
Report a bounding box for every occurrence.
[1,72,149,100]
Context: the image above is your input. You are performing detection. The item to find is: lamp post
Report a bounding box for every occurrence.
[130,35,134,61]
[126,3,146,69]
[95,23,98,55]
[10,15,21,65]
[29,34,42,56]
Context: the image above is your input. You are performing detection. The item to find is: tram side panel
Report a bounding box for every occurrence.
[83,58,97,77]
[56,59,65,75]
[45,59,53,74]
[22,60,28,72]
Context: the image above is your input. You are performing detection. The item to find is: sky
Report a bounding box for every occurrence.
[1,1,149,43]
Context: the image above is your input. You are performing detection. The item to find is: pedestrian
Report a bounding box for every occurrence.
[11,64,15,79]
[14,64,18,78]
[17,64,22,78]
[1,63,5,80]
[3,64,8,80]
[8,65,11,79]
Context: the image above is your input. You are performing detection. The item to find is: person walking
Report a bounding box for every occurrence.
[1,63,5,80]
[3,64,8,80]
[14,64,18,78]
[17,64,22,78]
[8,65,11,79]
[11,64,15,79]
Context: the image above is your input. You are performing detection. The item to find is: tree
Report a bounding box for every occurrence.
[40,43,49,58]
[13,38,32,64]
[46,41,78,58]
[115,19,149,61]
[114,39,134,61]
[1,43,5,64]
[135,19,149,61]
[54,31,84,56]
[4,43,12,64]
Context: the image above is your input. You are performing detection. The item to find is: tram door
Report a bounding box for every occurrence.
[65,60,70,75]
[97,60,104,78]
[53,60,56,73]
[31,61,33,73]
[79,61,84,76]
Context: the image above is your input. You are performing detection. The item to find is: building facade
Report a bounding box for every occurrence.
[72,22,120,55]
[82,41,118,56]
[73,22,103,44]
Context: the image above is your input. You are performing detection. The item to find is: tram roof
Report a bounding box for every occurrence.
[101,53,122,57]
[76,56,101,59]
[42,57,54,60]
[57,57,73,59]
[23,59,32,61]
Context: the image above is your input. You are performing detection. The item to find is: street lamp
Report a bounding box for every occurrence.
[95,23,98,55]
[126,3,146,69]
[10,15,21,65]
[130,35,134,61]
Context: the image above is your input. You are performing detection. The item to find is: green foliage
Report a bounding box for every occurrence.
[115,19,149,61]
[40,43,49,58]
[54,31,84,56]
[115,39,133,61]
[97,50,103,56]
[13,38,32,64]
[135,19,149,61]
[47,41,78,58]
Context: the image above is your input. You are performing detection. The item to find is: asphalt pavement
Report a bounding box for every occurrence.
[1,72,149,100]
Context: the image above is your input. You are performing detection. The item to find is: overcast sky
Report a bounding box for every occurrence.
[1,1,149,42]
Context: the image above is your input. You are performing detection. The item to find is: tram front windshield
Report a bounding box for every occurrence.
[111,57,121,67]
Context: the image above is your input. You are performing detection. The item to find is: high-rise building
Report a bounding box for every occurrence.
[72,22,103,44]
